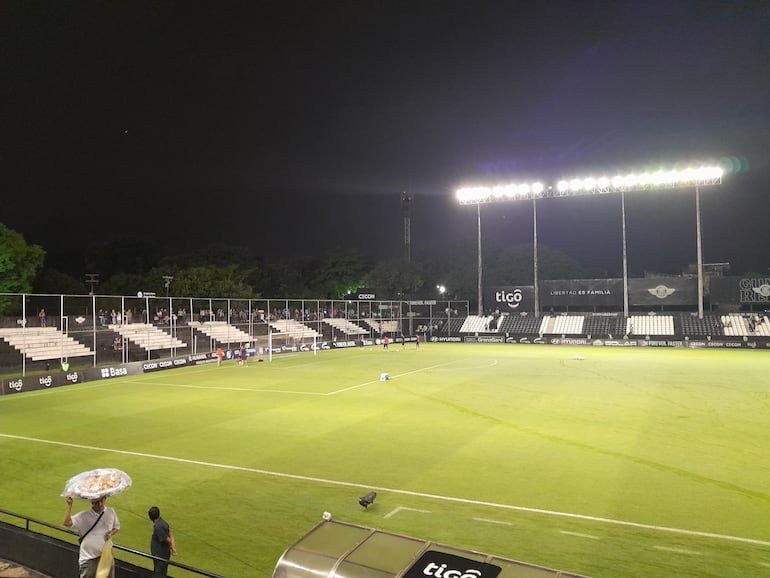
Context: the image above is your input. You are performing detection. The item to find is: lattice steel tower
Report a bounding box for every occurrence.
[401,192,412,262]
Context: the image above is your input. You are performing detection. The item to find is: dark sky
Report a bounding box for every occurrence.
[2,0,768,276]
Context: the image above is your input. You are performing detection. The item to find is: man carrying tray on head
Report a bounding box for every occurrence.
[64,495,121,578]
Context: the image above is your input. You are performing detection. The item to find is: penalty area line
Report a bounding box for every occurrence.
[2,433,769,548]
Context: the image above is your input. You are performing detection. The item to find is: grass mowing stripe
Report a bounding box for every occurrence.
[3,432,769,549]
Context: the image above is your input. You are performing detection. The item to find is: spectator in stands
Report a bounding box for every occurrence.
[64,495,120,578]
[38,308,46,327]
[148,506,176,576]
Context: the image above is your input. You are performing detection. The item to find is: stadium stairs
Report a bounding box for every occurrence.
[452,312,768,339]
[189,320,252,345]
[0,328,92,362]
[108,323,187,351]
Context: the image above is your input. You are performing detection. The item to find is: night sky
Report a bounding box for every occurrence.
[2,1,768,277]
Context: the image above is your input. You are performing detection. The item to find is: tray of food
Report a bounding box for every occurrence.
[61,468,132,499]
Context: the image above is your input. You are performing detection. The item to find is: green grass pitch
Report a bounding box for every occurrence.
[1,344,769,577]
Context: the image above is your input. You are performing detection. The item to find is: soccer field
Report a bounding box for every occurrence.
[1,344,769,577]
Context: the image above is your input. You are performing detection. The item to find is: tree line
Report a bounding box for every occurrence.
[2,222,602,315]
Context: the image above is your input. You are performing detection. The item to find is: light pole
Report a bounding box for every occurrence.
[85,273,99,296]
[437,284,449,336]
[476,204,483,315]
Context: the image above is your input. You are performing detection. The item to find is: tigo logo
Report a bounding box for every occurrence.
[404,551,501,578]
[495,289,523,309]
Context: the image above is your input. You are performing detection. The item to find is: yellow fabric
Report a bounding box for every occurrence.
[95,539,114,578]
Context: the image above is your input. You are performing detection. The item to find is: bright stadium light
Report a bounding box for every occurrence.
[456,162,725,319]
[456,181,549,205]
[554,164,723,195]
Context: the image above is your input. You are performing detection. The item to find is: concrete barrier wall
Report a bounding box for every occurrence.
[0,521,155,578]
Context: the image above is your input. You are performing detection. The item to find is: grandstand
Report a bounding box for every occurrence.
[323,317,368,336]
[108,323,187,351]
[269,319,322,340]
[189,320,252,345]
[0,327,92,362]
[0,276,767,377]
[363,319,400,334]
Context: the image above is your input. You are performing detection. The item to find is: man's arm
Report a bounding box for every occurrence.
[167,530,177,555]
[63,497,73,527]
[105,511,120,541]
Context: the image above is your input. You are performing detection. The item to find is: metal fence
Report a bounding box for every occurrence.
[0,293,469,376]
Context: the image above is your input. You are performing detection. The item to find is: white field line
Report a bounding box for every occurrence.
[122,359,461,395]
[559,530,600,540]
[653,546,701,555]
[328,360,460,395]
[2,433,769,548]
[124,381,328,395]
[384,506,432,519]
[473,517,513,526]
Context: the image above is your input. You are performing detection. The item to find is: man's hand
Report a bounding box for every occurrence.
[63,497,74,527]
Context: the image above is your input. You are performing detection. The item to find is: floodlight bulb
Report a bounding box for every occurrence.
[569,178,583,192]
[532,182,544,194]
[557,180,569,192]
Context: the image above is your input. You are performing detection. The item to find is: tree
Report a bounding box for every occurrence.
[307,248,368,299]
[0,224,46,314]
[170,265,254,298]
[363,259,424,299]
[33,268,86,295]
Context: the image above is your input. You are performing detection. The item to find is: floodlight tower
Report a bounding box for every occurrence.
[457,165,723,319]
[457,181,544,316]
[85,273,99,295]
[401,192,412,263]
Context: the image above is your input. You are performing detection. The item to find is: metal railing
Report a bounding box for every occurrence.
[0,507,224,578]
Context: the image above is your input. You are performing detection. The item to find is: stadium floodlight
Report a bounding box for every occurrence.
[456,162,725,319]
[457,182,547,205]
[555,165,723,195]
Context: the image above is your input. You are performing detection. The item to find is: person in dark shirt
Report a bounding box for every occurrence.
[148,506,176,576]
